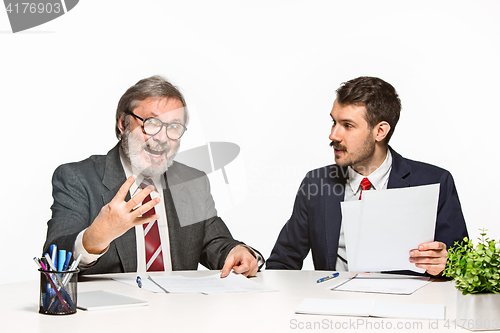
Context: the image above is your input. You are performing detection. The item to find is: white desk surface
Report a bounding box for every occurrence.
[1,270,492,332]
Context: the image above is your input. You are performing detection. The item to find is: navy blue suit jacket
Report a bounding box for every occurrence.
[266,147,468,272]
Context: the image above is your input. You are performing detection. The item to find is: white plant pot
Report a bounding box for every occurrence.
[456,290,500,331]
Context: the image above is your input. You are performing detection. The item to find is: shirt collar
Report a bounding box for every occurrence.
[347,149,392,194]
[119,146,162,194]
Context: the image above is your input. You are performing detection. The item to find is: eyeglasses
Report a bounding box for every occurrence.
[126,111,187,140]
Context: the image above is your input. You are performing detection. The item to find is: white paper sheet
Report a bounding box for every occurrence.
[341,201,362,267]
[330,274,431,295]
[296,298,445,320]
[296,298,372,317]
[114,273,276,294]
[341,184,440,273]
[77,290,148,311]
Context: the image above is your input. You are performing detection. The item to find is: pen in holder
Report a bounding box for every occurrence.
[39,268,78,315]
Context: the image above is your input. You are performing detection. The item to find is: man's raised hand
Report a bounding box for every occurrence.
[83,175,160,254]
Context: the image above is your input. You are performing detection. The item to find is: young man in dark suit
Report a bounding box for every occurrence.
[266,76,467,276]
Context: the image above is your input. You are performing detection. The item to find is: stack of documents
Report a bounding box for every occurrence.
[341,184,440,273]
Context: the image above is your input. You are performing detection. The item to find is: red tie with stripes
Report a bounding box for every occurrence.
[359,177,372,200]
[140,178,164,271]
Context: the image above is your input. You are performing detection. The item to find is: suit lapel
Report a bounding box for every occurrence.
[323,165,348,270]
[387,146,411,189]
[100,144,137,272]
[163,163,187,270]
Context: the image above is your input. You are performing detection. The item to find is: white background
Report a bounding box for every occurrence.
[1,0,499,285]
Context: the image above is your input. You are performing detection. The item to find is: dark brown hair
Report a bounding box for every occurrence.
[336,76,401,143]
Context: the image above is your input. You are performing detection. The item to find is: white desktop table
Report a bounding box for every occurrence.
[1,270,490,332]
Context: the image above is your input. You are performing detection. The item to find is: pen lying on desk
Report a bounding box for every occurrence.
[330,273,359,290]
[316,272,339,283]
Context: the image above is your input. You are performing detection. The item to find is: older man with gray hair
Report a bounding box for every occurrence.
[44,75,261,277]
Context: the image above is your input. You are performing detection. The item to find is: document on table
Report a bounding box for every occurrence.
[295,298,445,320]
[341,184,439,273]
[114,273,276,294]
[77,290,148,311]
[329,274,431,295]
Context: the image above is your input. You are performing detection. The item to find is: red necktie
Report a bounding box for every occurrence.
[359,177,372,200]
[140,179,164,271]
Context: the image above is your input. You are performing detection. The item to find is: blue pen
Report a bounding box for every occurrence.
[50,245,58,271]
[62,251,72,271]
[58,250,66,272]
[62,254,82,286]
[136,276,142,288]
[316,272,339,283]
[49,246,54,263]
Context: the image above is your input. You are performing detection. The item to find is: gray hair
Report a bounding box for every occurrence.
[115,75,189,139]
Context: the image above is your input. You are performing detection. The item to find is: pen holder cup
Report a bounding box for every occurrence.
[39,268,79,315]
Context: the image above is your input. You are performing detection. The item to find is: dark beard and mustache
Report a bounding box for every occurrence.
[329,137,376,172]
[329,140,346,151]
[121,127,178,177]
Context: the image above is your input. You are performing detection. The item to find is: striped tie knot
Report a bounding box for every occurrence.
[139,178,154,189]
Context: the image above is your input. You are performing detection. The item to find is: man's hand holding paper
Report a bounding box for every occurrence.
[409,241,448,276]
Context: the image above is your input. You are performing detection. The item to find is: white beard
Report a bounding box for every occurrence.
[121,126,179,178]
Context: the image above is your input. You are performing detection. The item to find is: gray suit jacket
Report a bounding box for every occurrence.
[43,144,243,274]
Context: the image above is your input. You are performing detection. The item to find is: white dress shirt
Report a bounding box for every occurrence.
[74,148,172,272]
[335,149,392,271]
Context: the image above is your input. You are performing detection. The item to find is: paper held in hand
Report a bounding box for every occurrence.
[341,183,439,273]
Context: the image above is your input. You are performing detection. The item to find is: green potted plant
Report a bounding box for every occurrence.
[443,229,500,331]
